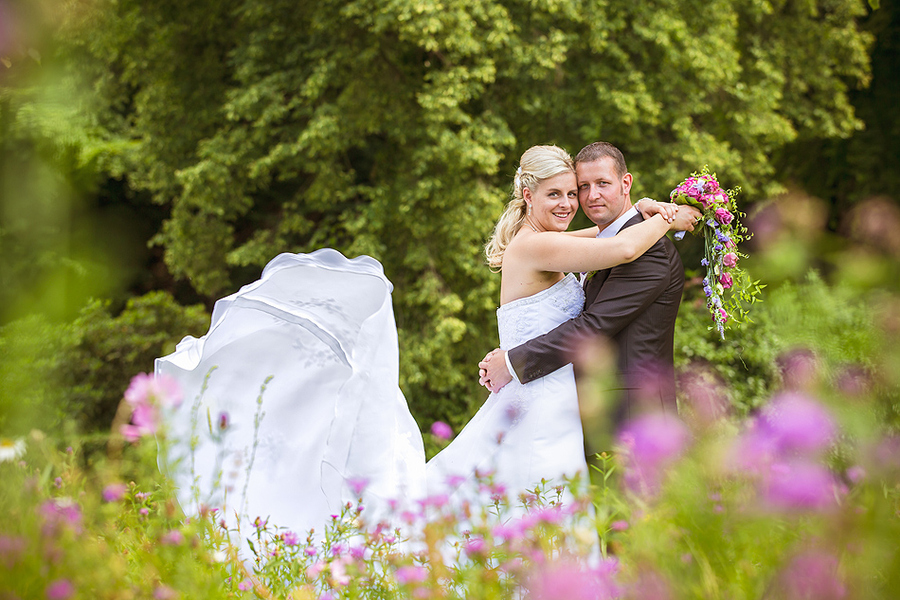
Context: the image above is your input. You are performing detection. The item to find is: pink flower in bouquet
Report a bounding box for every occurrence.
[719,273,733,289]
[715,207,733,225]
[718,308,728,322]
[723,252,738,268]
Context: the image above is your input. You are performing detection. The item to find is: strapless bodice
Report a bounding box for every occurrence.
[496,274,585,350]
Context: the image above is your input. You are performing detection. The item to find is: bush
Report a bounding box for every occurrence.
[676,270,887,417]
[0,291,209,437]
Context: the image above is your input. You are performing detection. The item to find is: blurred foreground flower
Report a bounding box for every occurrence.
[775,549,847,600]
[729,393,839,512]
[120,373,183,442]
[102,482,127,502]
[45,578,75,600]
[430,421,453,440]
[0,437,25,462]
[617,413,691,497]
[39,498,83,536]
[525,558,621,600]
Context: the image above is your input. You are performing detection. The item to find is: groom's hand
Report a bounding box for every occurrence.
[478,349,513,393]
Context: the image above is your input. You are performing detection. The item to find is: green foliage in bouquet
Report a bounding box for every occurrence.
[671,167,764,338]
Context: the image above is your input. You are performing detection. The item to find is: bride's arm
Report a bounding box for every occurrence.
[563,226,601,238]
[520,208,699,274]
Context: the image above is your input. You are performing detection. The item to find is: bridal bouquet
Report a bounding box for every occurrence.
[670,167,762,339]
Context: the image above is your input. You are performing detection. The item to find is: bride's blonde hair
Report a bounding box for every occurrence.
[485,145,575,270]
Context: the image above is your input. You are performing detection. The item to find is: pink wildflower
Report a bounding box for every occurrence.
[39,498,83,536]
[160,529,184,546]
[237,580,252,591]
[430,421,453,440]
[0,535,26,568]
[464,536,487,556]
[102,482,127,502]
[153,584,177,600]
[719,272,733,289]
[348,477,368,496]
[396,565,428,584]
[330,557,351,586]
[526,559,620,600]
[125,372,183,409]
[764,460,836,511]
[617,413,691,497]
[45,579,74,600]
[307,560,326,578]
[759,393,836,457]
[777,550,846,600]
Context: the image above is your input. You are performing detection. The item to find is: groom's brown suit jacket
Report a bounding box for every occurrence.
[507,212,684,427]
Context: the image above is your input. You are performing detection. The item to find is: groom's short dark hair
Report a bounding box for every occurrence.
[575,142,627,178]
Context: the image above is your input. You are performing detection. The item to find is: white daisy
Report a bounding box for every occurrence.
[0,437,25,462]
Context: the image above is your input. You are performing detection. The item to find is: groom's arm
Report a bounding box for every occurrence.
[507,241,671,384]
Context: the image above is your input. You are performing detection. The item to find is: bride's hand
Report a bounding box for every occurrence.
[636,197,678,223]
[669,205,702,233]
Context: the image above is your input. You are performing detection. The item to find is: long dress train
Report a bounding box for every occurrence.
[155,250,588,540]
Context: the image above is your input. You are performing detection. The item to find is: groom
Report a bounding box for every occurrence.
[478,141,688,439]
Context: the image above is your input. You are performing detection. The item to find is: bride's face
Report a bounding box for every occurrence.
[524,171,578,232]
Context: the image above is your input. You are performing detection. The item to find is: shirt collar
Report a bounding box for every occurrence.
[596,206,639,238]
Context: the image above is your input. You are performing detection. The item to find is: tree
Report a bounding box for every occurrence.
[49,0,873,426]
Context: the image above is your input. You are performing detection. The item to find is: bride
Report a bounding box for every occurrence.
[155,145,697,541]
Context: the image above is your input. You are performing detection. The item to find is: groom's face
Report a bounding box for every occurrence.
[576,157,633,230]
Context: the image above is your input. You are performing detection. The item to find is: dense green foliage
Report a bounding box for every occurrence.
[54,0,876,424]
[777,0,900,224]
[0,0,893,434]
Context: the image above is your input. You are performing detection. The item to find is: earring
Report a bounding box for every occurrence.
[527,204,532,215]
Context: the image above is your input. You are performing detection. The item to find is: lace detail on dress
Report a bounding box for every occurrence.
[496,274,585,349]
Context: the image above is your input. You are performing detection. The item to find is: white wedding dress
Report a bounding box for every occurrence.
[156,249,588,540]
